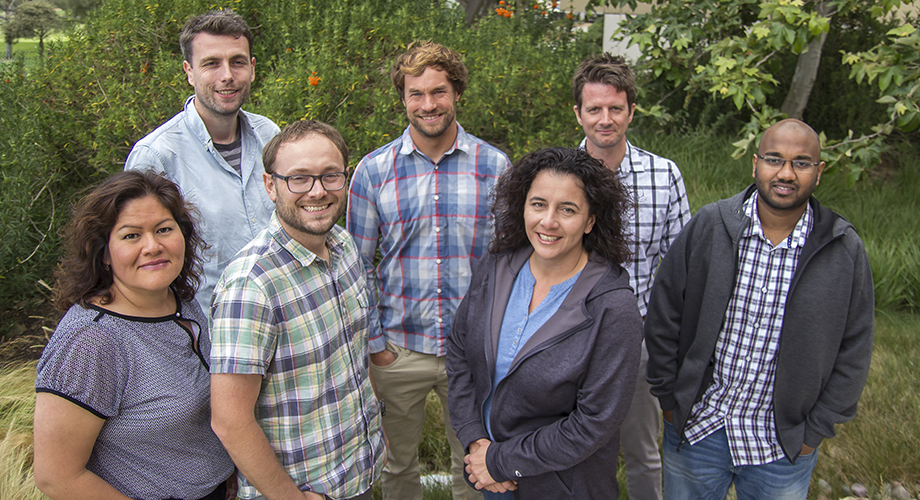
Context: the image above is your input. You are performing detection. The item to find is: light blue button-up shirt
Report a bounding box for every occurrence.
[125,96,280,313]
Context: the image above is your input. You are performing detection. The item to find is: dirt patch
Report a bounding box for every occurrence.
[0,300,59,368]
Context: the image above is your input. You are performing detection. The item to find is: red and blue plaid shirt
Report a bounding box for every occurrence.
[347,125,510,356]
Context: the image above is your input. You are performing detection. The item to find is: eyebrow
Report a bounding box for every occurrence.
[763,151,815,160]
[528,196,581,209]
[114,218,175,231]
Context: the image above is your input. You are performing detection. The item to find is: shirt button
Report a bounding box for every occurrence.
[435,227,441,233]
[514,470,522,478]
[437,288,442,294]
[437,318,443,323]
[436,259,442,264]
[761,286,768,293]
[434,195,440,200]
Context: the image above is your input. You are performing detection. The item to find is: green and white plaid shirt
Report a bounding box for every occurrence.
[210,213,385,500]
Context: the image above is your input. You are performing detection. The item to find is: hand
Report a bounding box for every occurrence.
[484,481,518,493]
[801,444,816,455]
[662,410,673,424]
[464,439,500,490]
[370,350,396,367]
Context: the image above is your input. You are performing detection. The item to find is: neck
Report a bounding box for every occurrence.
[98,286,176,318]
[529,248,588,287]
[586,138,627,173]
[756,196,807,246]
[410,122,458,163]
[194,97,239,144]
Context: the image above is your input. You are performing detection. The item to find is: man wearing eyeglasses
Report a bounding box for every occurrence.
[210,120,385,500]
[644,119,875,500]
[125,10,279,315]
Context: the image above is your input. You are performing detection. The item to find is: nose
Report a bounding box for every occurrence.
[217,60,233,82]
[776,159,797,180]
[541,211,559,229]
[421,93,437,112]
[141,232,164,254]
[305,178,328,197]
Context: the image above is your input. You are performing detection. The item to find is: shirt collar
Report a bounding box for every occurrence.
[577,137,642,175]
[183,95,249,149]
[397,123,470,158]
[743,192,813,249]
[268,211,346,267]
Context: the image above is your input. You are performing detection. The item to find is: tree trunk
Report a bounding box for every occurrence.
[464,0,486,25]
[780,2,834,119]
[5,41,11,59]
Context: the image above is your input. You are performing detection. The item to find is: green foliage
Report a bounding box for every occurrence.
[603,0,917,184]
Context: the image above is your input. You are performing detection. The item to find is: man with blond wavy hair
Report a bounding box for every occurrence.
[347,41,511,500]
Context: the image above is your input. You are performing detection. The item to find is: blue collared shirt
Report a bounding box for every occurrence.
[125,96,280,313]
[483,262,581,438]
[347,125,511,356]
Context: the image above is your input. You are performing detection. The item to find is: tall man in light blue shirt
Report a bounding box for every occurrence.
[125,10,279,313]
[347,41,511,500]
[572,53,692,500]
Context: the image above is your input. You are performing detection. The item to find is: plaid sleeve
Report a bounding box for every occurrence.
[209,273,277,375]
[346,156,385,353]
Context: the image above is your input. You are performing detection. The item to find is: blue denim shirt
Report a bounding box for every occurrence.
[125,96,280,313]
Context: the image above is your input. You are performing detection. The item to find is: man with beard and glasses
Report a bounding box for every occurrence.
[645,119,875,500]
[210,120,386,500]
[347,41,511,500]
[125,9,279,314]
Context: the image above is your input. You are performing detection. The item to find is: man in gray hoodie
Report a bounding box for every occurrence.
[645,119,874,500]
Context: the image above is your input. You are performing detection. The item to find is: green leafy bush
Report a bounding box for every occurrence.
[0,0,593,317]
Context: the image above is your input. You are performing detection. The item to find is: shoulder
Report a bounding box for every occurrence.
[458,129,511,168]
[355,136,404,175]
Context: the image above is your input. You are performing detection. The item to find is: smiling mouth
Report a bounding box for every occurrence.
[301,203,332,212]
[537,233,561,242]
[140,259,169,269]
[216,89,238,96]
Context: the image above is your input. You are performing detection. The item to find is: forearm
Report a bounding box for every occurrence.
[213,415,318,500]
[35,469,131,500]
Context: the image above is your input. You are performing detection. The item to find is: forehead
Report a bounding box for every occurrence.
[759,125,820,158]
[580,82,628,107]
[190,32,250,60]
[404,67,452,91]
[115,195,172,223]
[529,170,587,199]
[274,135,344,174]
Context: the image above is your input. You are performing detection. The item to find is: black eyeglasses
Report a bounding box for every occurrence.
[756,154,821,172]
[272,172,348,193]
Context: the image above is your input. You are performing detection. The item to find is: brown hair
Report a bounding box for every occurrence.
[179,9,253,64]
[391,40,468,103]
[572,53,637,110]
[490,147,634,265]
[53,170,204,310]
[262,119,349,174]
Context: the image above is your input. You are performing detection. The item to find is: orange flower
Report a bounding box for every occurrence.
[498,0,504,4]
[309,76,321,86]
[286,48,292,52]
[504,10,512,17]
[567,12,573,19]
[534,4,539,8]
[542,10,547,14]
[552,1,558,6]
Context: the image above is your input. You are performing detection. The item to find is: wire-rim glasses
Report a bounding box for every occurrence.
[756,154,821,173]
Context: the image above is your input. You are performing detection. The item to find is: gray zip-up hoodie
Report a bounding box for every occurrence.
[447,247,642,498]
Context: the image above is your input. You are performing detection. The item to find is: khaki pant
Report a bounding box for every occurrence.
[371,342,481,500]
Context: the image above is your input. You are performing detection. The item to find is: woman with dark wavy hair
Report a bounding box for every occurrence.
[447,147,643,499]
[33,170,234,500]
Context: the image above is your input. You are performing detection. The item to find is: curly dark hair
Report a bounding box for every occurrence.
[53,170,204,311]
[489,147,634,265]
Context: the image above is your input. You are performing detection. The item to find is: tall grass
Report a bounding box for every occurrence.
[0,361,44,500]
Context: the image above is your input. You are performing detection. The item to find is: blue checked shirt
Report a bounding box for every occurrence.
[579,139,691,315]
[683,193,813,466]
[210,214,385,499]
[347,125,511,356]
